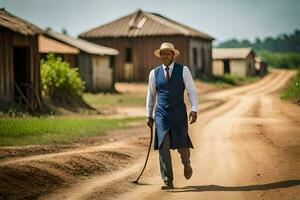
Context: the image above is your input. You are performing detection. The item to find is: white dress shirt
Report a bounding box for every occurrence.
[146,62,198,118]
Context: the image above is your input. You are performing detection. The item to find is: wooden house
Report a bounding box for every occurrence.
[212,48,257,77]
[0,8,42,111]
[79,9,214,82]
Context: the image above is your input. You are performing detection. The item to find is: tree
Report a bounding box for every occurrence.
[217,29,300,53]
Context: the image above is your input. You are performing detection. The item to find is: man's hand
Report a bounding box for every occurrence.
[189,111,197,124]
[147,117,154,128]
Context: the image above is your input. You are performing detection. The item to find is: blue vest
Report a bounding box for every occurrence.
[154,63,193,150]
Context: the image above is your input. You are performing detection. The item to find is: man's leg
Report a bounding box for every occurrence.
[177,148,192,179]
[159,132,173,184]
[177,148,190,166]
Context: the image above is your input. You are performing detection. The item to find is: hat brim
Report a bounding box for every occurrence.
[154,48,180,58]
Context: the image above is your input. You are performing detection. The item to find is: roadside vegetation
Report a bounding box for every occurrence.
[281,67,300,104]
[200,74,260,88]
[0,116,143,146]
[257,51,300,69]
[41,53,87,107]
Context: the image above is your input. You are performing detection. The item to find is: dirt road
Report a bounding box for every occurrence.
[1,69,299,200]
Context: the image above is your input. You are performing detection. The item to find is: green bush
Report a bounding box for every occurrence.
[41,53,85,104]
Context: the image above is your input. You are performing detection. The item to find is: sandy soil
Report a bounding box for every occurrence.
[0,69,299,200]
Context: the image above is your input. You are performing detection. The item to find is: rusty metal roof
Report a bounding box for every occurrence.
[0,8,42,35]
[45,29,119,56]
[212,48,254,60]
[38,35,79,54]
[79,9,214,40]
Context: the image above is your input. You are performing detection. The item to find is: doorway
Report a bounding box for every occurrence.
[13,46,30,103]
[201,48,206,74]
[223,59,230,74]
[124,47,134,81]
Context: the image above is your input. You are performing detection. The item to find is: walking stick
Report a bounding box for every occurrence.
[132,125,153,184]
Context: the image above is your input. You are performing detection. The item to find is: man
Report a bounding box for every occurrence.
[146,42,198,189]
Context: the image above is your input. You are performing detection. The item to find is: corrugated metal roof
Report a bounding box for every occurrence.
[38,35,79,54]
[0,8,42,35]
[212,48,254,60]
[45,30,119,56]
[79,9,214,40]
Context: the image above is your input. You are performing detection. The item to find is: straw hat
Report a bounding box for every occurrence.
[154,42,180,58]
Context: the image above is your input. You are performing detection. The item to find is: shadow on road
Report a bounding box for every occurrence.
[169,180,300,192]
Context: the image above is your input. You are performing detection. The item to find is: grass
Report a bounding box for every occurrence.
[258,50,300,69]
[0,116,143,146]
[281,67,300,103]
[200,74,260,88]
[83,92,146,107]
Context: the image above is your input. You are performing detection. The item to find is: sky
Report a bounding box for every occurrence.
[1,0,300,43]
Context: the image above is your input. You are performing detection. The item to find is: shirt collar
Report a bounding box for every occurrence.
[162,62,174,70]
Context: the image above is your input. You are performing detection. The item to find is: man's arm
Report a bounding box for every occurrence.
[146,69,157,128]
[183,66,198,124]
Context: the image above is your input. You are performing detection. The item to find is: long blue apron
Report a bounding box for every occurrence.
[154,63,193,150]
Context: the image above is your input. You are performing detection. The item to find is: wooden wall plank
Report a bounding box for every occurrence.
[0,32,4,98]
[85,35,210,82]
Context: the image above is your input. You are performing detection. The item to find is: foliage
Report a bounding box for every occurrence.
[257,51,300,69]
[41,53,85,104]
[217,29,300,53]
[281,67,300,104]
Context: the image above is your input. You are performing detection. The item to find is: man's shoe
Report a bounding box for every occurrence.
[161,181,174,190]
[184,164,193,179]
